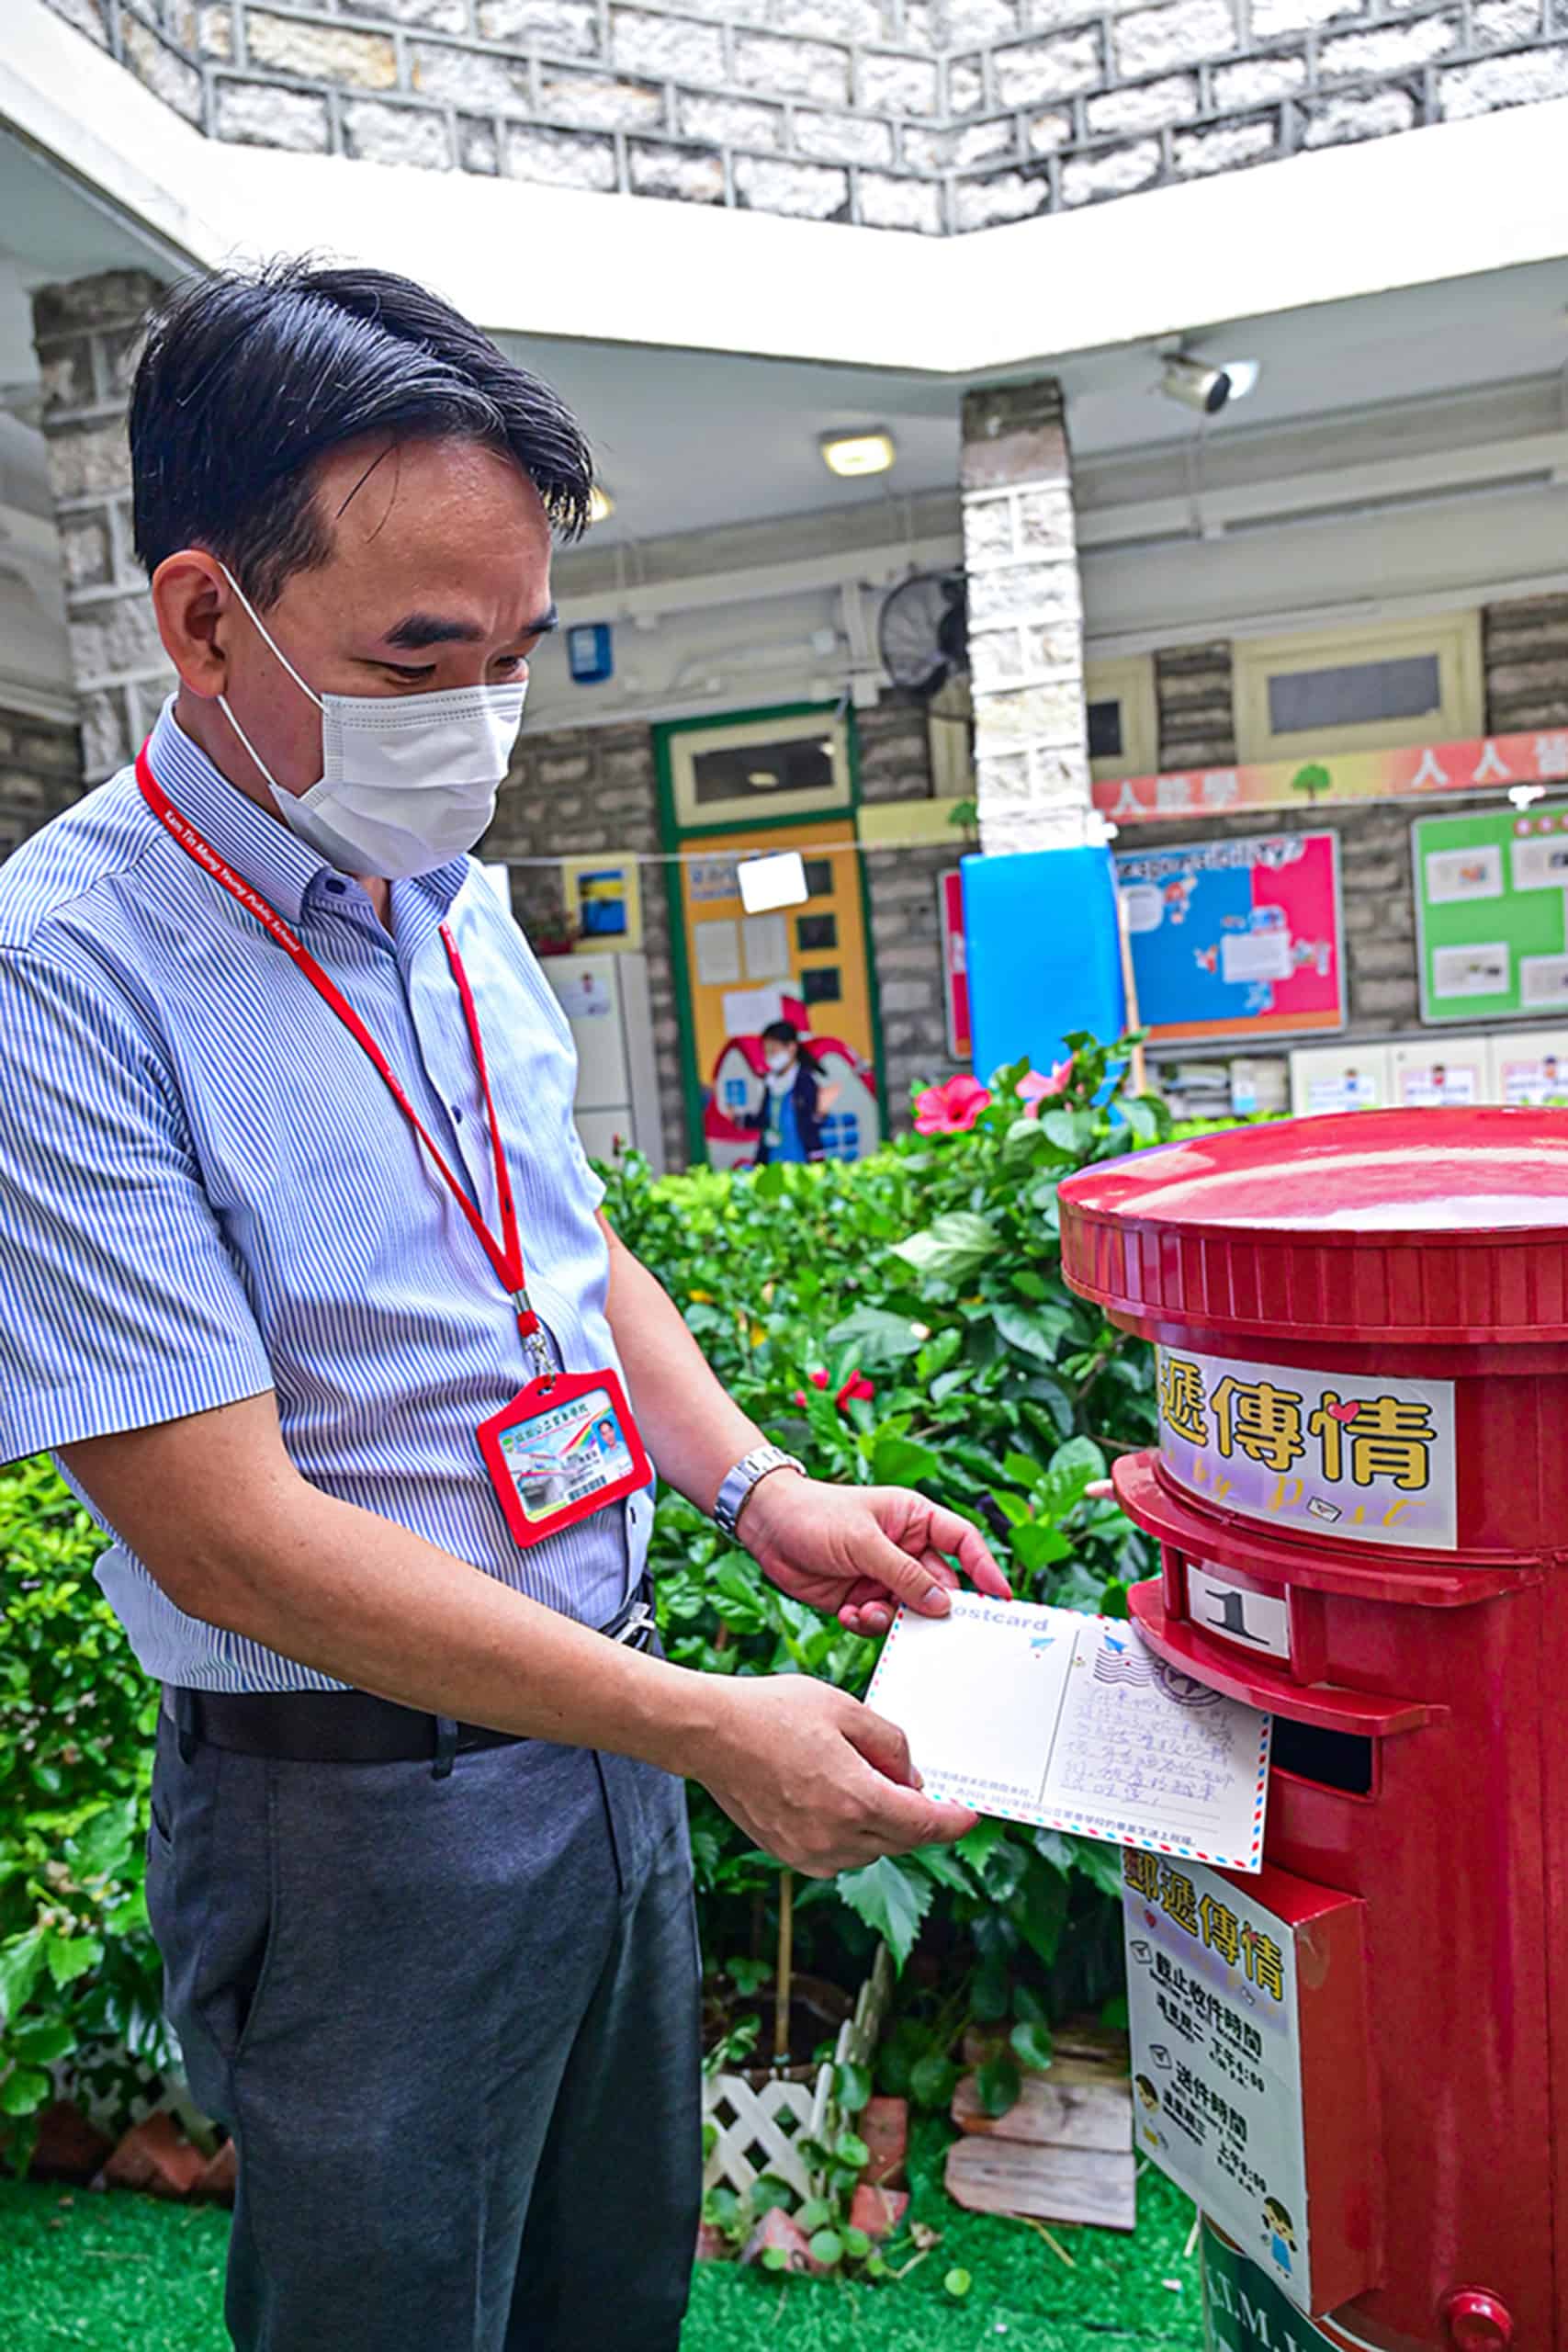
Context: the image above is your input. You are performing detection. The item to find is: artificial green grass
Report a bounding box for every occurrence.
[0,2122,1201,2350]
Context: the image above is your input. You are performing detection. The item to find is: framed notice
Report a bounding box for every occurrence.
[1114,832,1345,1045]
[1415,802,1568,1023]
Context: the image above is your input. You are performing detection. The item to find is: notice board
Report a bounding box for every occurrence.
[1415,802,1568,1023]
[1114,831,1345,1045]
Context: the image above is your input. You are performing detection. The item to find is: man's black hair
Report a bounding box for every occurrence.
[761,1020,802,1048]
[130,258,595,607]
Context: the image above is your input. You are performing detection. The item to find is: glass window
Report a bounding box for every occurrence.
[802,967,842,1004]
[1087,699,1123,762]
[796,913,838,952]
[802,858,834,899]
[1267,655,1441,737]
[691,736,836,808]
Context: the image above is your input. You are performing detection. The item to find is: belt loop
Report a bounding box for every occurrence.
[175,1687,199,1766]
[432,1715,458,1781]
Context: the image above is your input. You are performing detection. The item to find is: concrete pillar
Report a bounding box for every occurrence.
[959,379,1091,855]
[31,270,173,784]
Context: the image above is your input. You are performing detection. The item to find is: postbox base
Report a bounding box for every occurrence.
[1203,2223,1381,2352]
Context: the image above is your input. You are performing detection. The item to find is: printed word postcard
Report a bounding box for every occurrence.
[865,1595,1269,1872]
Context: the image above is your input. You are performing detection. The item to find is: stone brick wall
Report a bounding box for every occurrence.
[479,718,689,1170]
[31,270,175,783]
[854,696,964,1116]
[1483,594,1568,734]
[1155,640,1235,771]
[0,707,85,855]
[50,0,1568,231]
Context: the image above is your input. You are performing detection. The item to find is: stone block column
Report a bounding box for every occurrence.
[31,270,173,784]
[959,378,1090,856]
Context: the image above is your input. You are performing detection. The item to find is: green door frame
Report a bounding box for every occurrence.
[652,700,889,1169]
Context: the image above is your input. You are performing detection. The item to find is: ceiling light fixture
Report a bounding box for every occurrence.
[1160,355,1261,417]
[588,484,615,524]
[821,429,897,478]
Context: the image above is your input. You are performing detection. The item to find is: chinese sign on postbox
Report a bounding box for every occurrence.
[1156,1345,1458,1551]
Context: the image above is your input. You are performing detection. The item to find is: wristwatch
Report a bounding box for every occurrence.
[713,1443,807,1540]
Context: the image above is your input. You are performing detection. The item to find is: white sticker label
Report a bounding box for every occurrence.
[1123,1854,1314,2312]
[1187,1566,1292,1663]
[1157,1345,1457,1552]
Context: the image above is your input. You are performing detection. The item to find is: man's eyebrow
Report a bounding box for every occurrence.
[381,603,559,650]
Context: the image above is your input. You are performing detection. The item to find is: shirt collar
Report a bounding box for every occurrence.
[141,697,469,930]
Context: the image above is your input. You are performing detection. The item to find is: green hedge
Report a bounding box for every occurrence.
[0,1039,1176,2161]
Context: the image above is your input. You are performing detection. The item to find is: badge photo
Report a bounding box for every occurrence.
[478,1367,652,1549]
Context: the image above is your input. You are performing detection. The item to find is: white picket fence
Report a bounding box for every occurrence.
[702,1941,894,2202]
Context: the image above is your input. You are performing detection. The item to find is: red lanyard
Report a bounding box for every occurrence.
[135,743,549,1374]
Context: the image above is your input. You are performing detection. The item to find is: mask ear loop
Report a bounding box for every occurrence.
[213,560,325,797]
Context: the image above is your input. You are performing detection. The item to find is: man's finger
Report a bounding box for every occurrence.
[845,1700,918,1787]
[917,1502,1013,1600]
[853,1773,978,1852]
[854,1522,956,1617]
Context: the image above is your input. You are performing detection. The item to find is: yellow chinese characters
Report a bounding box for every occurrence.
[1306,1392,1436,1492]
[1211,1376,1305,1475]
[1158,1355,1209,1447]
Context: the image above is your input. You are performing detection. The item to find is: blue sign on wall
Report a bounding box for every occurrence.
[567,622,614,685]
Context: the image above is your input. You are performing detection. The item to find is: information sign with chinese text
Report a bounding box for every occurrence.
[1115,833,1344,1044]
[1156,1345,1457,1552]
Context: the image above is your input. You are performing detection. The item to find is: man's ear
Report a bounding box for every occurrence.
[150,550,234,698]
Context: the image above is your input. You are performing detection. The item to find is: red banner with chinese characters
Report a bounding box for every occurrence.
[1093,728,1566,825]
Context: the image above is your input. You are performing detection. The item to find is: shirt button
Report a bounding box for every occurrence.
[451,1105,464,1123]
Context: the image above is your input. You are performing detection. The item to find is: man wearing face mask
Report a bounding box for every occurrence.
[0,262,1010,2352]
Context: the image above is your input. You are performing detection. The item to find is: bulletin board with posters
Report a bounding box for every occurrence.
[1114,832,1345,1046]
[1415,803,1568,1023]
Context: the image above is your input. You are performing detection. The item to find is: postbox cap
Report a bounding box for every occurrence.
[1058,1106,1568,1344]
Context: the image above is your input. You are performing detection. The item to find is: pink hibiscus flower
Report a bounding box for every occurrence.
[913,1074,992,1135]
[1017,1057,1076,1118]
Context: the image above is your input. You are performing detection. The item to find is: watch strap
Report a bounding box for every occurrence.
[714,1443,807,1539]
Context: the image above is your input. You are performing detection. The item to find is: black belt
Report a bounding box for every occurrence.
[162,1581,658,1770]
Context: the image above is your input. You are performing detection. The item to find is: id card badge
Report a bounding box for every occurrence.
[478,1366,652,1549]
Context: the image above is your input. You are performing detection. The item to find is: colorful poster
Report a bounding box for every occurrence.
[1094,727,1568,826]
[1124,1854,1312,2312]
[1156,1345,1457,1551]
[938,868,971,1059]
[1415,803,1568,1023]
[1115,833,1344,1043]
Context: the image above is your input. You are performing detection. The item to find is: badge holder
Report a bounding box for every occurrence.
[478,1363,652,1550]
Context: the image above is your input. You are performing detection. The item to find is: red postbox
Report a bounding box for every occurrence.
[1058,1108,1568,2352]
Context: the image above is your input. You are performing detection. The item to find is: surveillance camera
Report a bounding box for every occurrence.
[1159,355,1262,416]
[1162,355,1233,414]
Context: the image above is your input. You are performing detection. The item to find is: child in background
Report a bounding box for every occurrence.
[746,1020,838,1166]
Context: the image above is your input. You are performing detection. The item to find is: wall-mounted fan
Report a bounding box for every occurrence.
[877,570,967,698]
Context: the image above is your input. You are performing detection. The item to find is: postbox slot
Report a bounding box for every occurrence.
[1269,1717,1375,1797]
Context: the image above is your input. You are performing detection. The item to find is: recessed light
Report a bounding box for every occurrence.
[821,429,896,479]
[588,484,615,524]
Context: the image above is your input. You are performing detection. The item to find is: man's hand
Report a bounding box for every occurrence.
[697,1674,978,1878]
[739,1472,1011,1638]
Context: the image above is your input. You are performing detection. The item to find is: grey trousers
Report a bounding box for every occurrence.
[145,1708,703,2352]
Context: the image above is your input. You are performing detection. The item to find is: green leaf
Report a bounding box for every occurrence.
[1011,1522,1071,1574]
[909,1846,977,1897]
[0,2066,51,2117]
[1121,1097,1161,1145]
[971,1959,1010,2022]
[1013,1853,1071,1970]
[761,2245,790,2272]
[0,1930,47,2025]
[44,1935,103,1989]
[891,1213,1001,1286]
[909,2052,959,2112]
[1041,1107,1098,1156]
[1049,1435,1108,1491]
[992,1303,1071,1364]
[835,2130,871,2169]
[944,2267,974,2299]
[1100,1993,1130,2031]
[822,1306,929,1369]
[1002,1451,1046,1490]
[1010,2020,1055,2073]
[834,1857,933,1973]
[835,2062,872,2115]
[976,1840,1024,1904]
[976,2052,1021,2118]
[842,2225,873,2261]
[751,2175,794,2216]
[9,2016,73,2066]
[809,2229,844,2268]
[797,2197,832,2234]
[988,1489,1032,1529]
[870,1434,943,1489]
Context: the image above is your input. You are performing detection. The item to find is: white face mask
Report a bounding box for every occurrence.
[764,1050,793,1074]
[215,563,527,880]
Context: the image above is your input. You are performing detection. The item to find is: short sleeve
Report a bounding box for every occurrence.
[0,950,274,1463]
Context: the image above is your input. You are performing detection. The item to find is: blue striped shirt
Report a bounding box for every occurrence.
[0,698,649,1690]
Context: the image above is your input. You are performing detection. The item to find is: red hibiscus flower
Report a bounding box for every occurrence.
[1018,1057,1075,1118]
